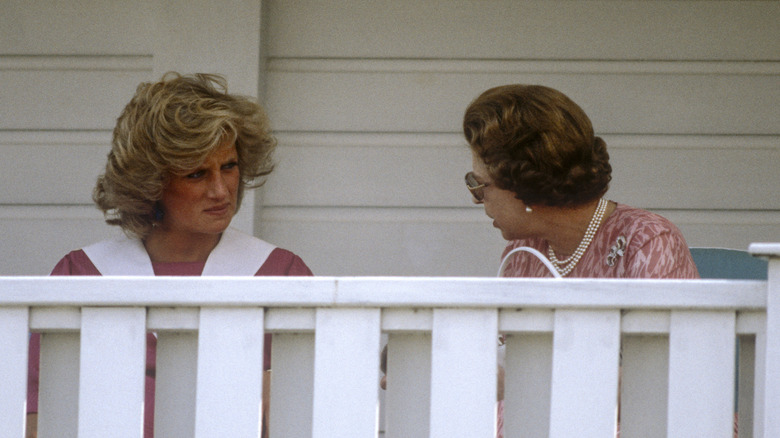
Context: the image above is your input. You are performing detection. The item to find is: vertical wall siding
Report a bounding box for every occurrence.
[1,0,778,276]
[259,0,780,276]
[0,0,261,275]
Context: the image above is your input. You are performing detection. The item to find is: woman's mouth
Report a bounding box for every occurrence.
[205,204,230,215]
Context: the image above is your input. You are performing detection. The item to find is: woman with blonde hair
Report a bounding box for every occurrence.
[27,72,311,437]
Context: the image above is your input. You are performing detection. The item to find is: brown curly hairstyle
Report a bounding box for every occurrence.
[93,72,276,238]
[463,84,611,207]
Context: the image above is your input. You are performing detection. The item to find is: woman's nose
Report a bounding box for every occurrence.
[208,174,229,198]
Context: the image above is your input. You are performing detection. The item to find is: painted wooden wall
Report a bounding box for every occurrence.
[1,0,778,276]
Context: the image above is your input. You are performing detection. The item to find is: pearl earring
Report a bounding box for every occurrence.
[525,206,533,213]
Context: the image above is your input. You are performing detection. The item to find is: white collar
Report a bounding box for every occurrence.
[82,228,276,276]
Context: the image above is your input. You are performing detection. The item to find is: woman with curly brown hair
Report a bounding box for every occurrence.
[27,72,311,438]
[464,84,698,279]
[464,85,698,438]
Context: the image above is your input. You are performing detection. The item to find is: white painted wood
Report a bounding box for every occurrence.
[1,271,778,437]
[311,308,381,438]
[150,0,260,97]
[620,335,669,438]
[147,308,199,331]
[621,310,671,334]
[78,307,146,438]
[270,333,315,438]
[0,206,120,276]
[259,206,780,276]
[0,308,29,437]
[429,309,497,438]
[265,66,779,135]
[29,307,83,331]
[503,333,553,438]
[37,333,80,438]
[381,309,433,332]
[499,309,554,333]
[265,308,316,332]
[265,0,779,60]
[1,0,153,54]
[756,246,780,438]
[194,307,265,437]
[667,311,736,438]
[384,333,431,438]
[549,310,621,438]
[154,332,198,438]
[0,277,767,310]
[0,69,152,131]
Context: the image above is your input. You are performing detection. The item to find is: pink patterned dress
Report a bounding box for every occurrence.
[500,203,699,279]
[496,203,699,437]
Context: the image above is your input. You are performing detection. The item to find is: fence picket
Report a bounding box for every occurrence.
[0,261,776,438]
[312,308,381,438]
[549,309,621,438]
[194,307,265,437]
[0,308,29,437]
[78,307,146,438]
[667,310,736,437]
[430,308,498,438]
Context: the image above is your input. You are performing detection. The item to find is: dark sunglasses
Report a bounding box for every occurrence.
[465,171,490,202]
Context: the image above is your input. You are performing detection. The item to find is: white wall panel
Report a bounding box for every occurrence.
[0,58,152,130]
[257,207,779,277]
[261,0,778,276]
[265,60,779,134]
[265,133,779,210]
[265,0,779,60]
[0,207,120,275]
[1,0,154,54]
[1,0,777,279]
[0,132,111,204]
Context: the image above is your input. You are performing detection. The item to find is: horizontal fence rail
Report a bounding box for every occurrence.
[0,243,778,438]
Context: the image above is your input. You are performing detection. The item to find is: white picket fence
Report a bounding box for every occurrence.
[1,243,778,438]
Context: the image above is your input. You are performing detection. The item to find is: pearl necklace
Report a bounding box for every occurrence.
[547,198,608,277]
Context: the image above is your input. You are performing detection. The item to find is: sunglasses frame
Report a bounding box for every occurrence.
[465,171,489,202]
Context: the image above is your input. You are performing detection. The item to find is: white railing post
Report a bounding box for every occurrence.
[194,307,265,437]
[78,307,146,438]
[0,307,29,438]
[750,243,780,438]
[548,309,621,438]
[1,263,776,437]
[429,308,498,438]
[311,308,381,438]
[667,310,737,437]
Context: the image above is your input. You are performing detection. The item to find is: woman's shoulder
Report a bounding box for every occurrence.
[256,247,313,276]
[50,249,101,276]
[606,203,684,241]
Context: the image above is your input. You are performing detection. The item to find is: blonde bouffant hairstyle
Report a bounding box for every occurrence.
[93,72,276,238]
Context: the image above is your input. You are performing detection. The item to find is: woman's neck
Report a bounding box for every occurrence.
[540,199,613,257]
[143,229,222,263]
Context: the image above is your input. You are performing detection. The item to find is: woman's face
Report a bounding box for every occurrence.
[159,139,240,239]
[471,153,535,241]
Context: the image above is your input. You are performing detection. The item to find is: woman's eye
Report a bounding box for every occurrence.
[222,161,238,170]
[186,170,205,179]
